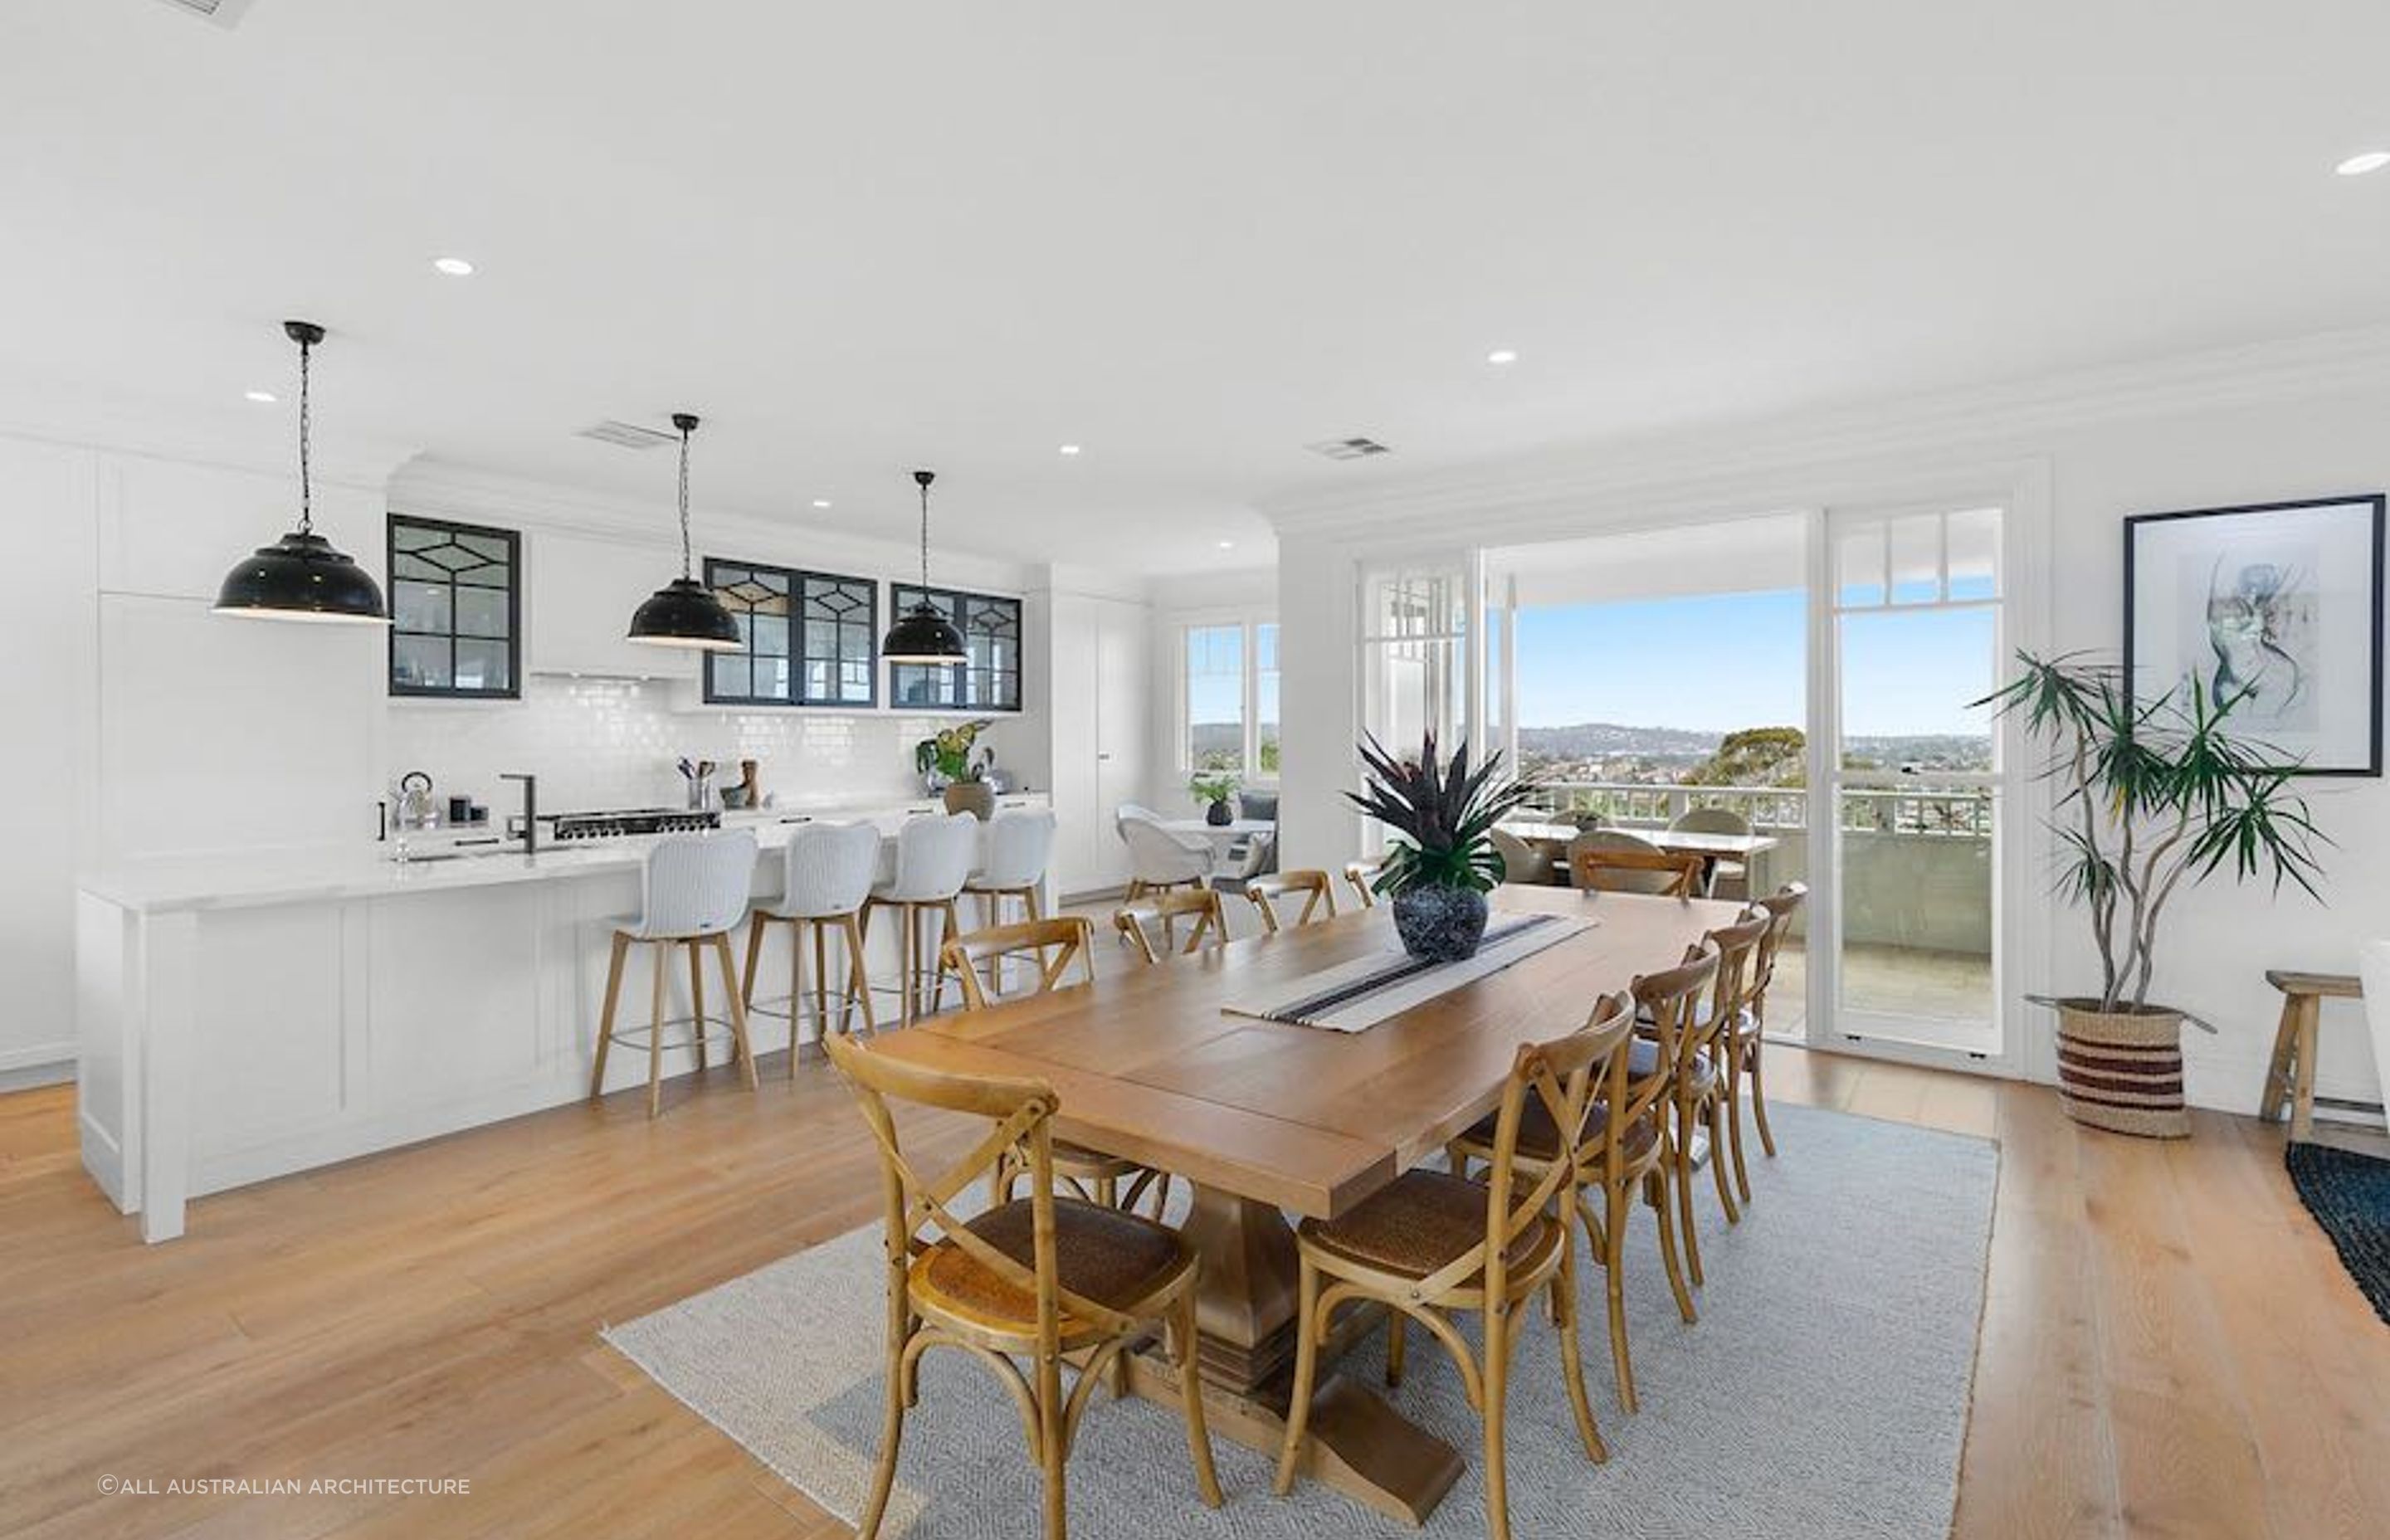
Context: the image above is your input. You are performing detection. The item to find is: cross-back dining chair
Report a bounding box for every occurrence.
[1446,964,1703,1415]
[1113,887,1228,962]
[1724,883,1807,1185]
[939,918,1172,1224]
[1342,860,1384,909]
[1275,997,1632,1540]
[1644,910,1770,1294]
[1567,831,1705,898]
[1241,869,1338,933]
[822,1031,1222,1540]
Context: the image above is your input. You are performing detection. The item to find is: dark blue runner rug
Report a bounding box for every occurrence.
[2285,1140,2390,1326]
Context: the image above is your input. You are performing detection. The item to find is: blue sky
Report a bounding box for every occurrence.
[1513,589,1996,737]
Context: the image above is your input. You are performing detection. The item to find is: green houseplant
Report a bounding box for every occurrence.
[1979,650,2324,1136]
[1346,730,1538,962]
[1188,770,1241,827]
[915,719,996,820]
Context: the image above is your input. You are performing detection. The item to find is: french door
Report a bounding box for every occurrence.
[1807,504,2011,1065]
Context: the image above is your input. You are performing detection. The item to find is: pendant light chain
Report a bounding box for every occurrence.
[676,420,694,580]
[918,476,931,587]
[295,329,314,536]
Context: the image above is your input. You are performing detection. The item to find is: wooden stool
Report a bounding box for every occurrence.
[592,831,762,1119]
[2259,969,2382,1140]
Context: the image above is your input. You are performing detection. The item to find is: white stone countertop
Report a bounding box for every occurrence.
[79,792,1048,914]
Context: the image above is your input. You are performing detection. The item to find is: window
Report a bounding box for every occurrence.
[1178,617,1280,775]
[388,514,519,698]
[888,584,1023,712]
[1256,622,1280,774]
[703,559,878,707]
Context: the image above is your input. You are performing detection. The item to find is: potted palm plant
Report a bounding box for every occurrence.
[1980,651,2325,1137]
[915,719,996,820]
[1346,731,1538,962]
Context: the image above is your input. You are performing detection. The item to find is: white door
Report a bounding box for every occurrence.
[1810,504,2010,1065]
[1093,600,1147,889]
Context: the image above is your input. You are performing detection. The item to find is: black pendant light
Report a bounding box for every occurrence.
[212,321,389,624]
[880,469,968,664]
[627,412,742,651]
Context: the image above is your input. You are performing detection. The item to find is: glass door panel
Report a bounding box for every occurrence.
[1825,509,2003,1059]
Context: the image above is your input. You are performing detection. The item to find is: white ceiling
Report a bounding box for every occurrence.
[7,2,2390,575]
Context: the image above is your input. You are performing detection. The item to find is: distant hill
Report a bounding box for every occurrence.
[1517,722,1989,772]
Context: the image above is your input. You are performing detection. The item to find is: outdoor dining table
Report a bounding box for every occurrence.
[866,883,1739,1523]
[1500,818,1780,889]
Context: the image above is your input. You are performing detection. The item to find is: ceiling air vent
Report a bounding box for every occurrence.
[576,420,680,451]
[154,0,257,26]
[1306,436,1393,461]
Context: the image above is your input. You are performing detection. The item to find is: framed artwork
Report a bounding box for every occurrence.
[2124,494,2385,777]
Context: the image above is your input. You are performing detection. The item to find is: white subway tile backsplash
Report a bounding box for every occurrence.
[385,680,1032,815]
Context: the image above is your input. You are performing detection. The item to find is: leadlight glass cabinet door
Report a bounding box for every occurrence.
[800,573,877,706]
[705,562,793,704]
[388,514,519,698]
[890,584,1022,711]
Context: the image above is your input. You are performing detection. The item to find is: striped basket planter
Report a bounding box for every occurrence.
[2055,1001,2191,1138]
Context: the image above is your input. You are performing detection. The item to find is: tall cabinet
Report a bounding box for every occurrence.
[1046,590,1150,898]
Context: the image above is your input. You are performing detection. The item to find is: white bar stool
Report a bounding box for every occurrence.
[861,812,979,1026]
[740,821,880,1068]
[963,808,1058,927]
[591,829,760,1118]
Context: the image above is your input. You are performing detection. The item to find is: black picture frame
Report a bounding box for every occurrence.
[2123,494,2384,777]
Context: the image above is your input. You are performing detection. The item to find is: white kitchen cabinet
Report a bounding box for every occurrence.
[520,526,700,681]
[1047,591,1149,897]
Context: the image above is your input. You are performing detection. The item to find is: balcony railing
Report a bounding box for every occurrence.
[1529,781,1992,838]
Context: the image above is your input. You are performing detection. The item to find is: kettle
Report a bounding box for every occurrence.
[396,770,441,830]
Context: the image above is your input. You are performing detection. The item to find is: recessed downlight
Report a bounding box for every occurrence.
[244,388,276,403]
[1217,540,1236,550]
[2335,151,2390,177]
[812,499,832,509]
[1058,443,1082,456]
[1485,348,1519,364]
[432,256,476,276]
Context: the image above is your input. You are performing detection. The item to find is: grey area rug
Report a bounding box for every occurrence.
[602,1102,1997,1538]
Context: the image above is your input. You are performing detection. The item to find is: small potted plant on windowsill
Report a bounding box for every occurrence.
[1979,651,2325,1138]
[1188,770,1241,827]
[1347,731,1537,962]
[916,719,996,820]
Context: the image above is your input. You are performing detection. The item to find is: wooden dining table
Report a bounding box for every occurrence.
[866,883,1740,1523]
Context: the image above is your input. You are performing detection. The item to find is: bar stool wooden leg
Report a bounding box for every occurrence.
[812,920,831,1042]
[784,915,806,1076]
[898,905,917,1029]
[688,942,709,1071]
[592,930,628,1101]
[714,935,758,1092]
[842,914,875,1034]
[646,941,668,1120]
[739,911,768,1013]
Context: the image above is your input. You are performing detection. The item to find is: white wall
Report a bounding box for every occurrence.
[1271,335,2390,1116]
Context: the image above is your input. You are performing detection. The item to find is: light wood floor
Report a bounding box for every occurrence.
[3,1045,2386,1539]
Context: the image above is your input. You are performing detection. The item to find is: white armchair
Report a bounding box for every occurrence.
[1116,803,1213,899]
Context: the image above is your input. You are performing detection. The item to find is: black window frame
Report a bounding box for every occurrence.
[701,557,880,709]
[889,582,1024,713]
[386,513,522,699]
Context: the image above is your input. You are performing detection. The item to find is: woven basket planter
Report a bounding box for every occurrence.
[2054,1000,2190,1138]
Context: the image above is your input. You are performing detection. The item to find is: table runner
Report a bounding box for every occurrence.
[1222,912,1593,1032]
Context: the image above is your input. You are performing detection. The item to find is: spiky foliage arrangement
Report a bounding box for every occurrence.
[1976,650,2324,1014]
[1188,771,1241,807]
[1344,731,1538,895]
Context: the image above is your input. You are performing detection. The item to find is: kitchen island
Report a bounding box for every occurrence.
[76,794,1049,1241]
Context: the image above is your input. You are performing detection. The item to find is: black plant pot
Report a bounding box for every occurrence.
[1205,799,1232,827]
[1390,885,1489,962]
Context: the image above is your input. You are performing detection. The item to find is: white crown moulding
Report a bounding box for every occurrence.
[1261,320,2390,538]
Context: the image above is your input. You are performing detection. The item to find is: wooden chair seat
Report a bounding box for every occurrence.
[912,1196,1194,1348]
[1051,1138,1141,1177]
[1299,1169,1559,1289]
[1456,1100,1660,1167]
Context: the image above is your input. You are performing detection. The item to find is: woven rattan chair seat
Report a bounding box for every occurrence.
[912,1197,1190,1337]
[1298,1169,1555,1283]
